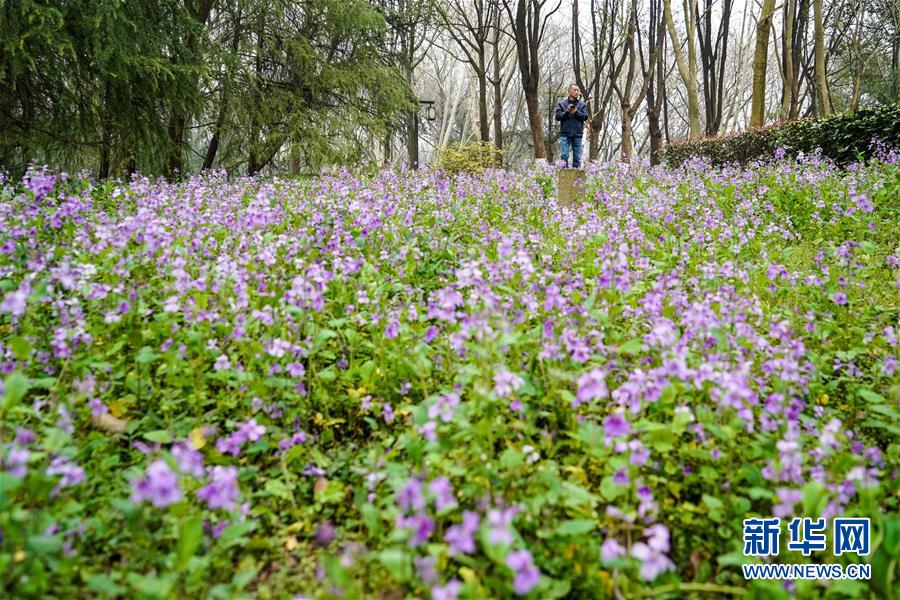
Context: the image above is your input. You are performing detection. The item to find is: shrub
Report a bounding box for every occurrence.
[436,141,504,176]
[660,103,900,167]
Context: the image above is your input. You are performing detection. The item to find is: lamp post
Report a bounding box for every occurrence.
[409,99,437,168]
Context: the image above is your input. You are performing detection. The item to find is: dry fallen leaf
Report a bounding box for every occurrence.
[189,427,207,450]
[91,413,127,434]
[314,476,329,495]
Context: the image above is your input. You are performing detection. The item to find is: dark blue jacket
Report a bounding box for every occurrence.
[555,98,588,137]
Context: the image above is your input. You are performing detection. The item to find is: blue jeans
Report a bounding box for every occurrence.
[560,135,583,168]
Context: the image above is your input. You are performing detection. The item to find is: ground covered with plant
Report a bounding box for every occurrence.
[1,152,898,599]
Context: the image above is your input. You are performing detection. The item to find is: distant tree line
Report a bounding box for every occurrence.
[1,0,897,177]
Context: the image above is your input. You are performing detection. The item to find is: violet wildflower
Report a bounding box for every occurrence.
[314,520,336,547]
[415,555,438,584]
[829,292,848,305]
[382,402,395,423]
[445,511,479,555]
[172,442,204,477]
[601,537,626,561]
[493,369,524,398]
[487,506,518,545]
[603,413,631,439]
[506,549,540,595]
[131,460,182,508]
[574,367,608,408]
[631,525,675,581]
[197,465,240,510]
[396,479,426,512]
[429,477,457,511]
[431,580,461,600]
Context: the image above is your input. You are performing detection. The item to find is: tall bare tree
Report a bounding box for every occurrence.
[813,0,832,115]
[663,0,701,137]
[610,0,665,161]
[503,0,562,159]
[436,0,497,142]
[695,0,734,134]
[750,0,777,126]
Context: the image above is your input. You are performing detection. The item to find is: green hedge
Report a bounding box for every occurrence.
[436,141,505,176]
[660,103,900,167]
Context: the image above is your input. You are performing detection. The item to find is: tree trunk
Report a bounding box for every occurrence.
[478,64,490,142]
[779,0,795,121]
[750,0,776,127]
[525,82,546,158]
[813,0,831,116]
[492,1,503,164]
[621,105,634,162]
[663,0,701,137]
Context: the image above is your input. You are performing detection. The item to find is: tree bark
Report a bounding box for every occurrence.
[779,0,795,121]
[663,0,701,137]
[750,0,776,127]
[813,0,831,116]
[492,0,504,164]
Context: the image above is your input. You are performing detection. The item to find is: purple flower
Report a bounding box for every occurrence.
[396,479,426,512]
[415,555,438,584]
[213,354,231,371]
[429,477,457,511]
[5,447,31,477]
[237,418,266,442]
[131,460,182,508]
[773,488,804,518]
[385,319,400,339]
[601,537,626,561]
[829,292,848,305]
[197,465,240,510]
[603,413,631,439]
[631,541,675,581]
[506,549,541,595]
[493,369,524,398]
[14,428,36,445]
[631,525,675,580]
[612,468,630,486]
[574,367,608,407]
[487,506,518,545]
[431,579,461,600]
[0,287,28,318]
[382,402,395,423]
[428,393,460,423]
[314,520,336,547]
[172,442,204,477]
[445,511,479,555]
[397,513,434,547]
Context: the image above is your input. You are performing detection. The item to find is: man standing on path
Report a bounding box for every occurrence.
[555,84,588,168]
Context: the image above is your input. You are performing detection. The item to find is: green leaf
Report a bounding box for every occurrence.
[136,346,158,364]
[556,519,596,536]
[9,336,31,361]
[126,572,176,598]
[618,337,643,354]
[263,479,292,501]
[85,574,126,597]
[376,549,411,582]
[175,516,204,570]
[143,430,172,444]
[857,388,886,403]
[2,372,29,411]
[26,534,63,555]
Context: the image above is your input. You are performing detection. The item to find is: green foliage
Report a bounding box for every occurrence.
[660,103,900,167]
[436,141,505,176]
[1,157,898,597]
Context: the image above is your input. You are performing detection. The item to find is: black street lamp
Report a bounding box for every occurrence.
[419,100,436,122]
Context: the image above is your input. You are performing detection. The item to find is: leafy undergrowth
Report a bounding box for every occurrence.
[1,153,898,599]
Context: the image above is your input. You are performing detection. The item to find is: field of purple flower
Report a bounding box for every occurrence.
[1,154,898,599]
